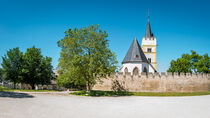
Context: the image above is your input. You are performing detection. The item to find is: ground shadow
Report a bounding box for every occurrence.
[0,91,34,98]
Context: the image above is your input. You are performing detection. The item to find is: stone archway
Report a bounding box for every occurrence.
[133,67,139,75]
[124,67,128,73]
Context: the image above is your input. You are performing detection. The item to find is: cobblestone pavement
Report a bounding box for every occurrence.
[0,91,210,118]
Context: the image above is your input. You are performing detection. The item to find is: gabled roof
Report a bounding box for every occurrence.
[122,38,148,64]
[145,17,153,38]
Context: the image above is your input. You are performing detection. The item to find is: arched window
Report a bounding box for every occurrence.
[133,67,139,75]
[143,67,147,73]
[124,67,128,73]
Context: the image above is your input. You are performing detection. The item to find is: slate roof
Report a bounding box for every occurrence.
[122,38,148,64]
[145,17,153,38]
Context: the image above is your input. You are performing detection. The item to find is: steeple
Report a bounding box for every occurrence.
[145,12,153,39]
[141,10,157,71]
[122,38,148,64]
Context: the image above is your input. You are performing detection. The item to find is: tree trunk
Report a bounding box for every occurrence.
[86,49,92,92]
[86,81,91,92]
[31,84,35,90]
[14,80,16,89]
[14,82,16,89]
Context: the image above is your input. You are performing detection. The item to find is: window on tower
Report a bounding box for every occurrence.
[147,48,152,52]
[148,58,151,63]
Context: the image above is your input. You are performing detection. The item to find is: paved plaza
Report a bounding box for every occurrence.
[0,91,210,118]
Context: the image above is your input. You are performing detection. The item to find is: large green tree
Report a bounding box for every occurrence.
[57,25,118,91]
[167,50,210,74]
[22,46,54,89]
[1,47,23,88]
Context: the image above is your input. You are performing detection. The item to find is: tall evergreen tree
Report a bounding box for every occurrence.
[57,25,118,91]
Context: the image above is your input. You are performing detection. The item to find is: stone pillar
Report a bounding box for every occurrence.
[148,72,154,79]
[167,72,173,79]
[161,72,166,79]
[141,72,147,79]
[180,72,185,79]
[186,73,191,79]
[174,72,179,79]
[154,72,160,79]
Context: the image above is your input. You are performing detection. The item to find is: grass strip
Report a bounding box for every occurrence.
[71,90,210,97]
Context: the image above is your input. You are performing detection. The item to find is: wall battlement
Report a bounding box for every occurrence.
[93,72,210,92]
[115,72,210,79]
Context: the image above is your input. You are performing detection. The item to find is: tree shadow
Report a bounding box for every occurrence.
[111,80,127,92]
[0,91,34,98]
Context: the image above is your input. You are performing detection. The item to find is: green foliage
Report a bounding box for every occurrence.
[196,54,210,73]
[167,50,210,74]
[1,47,23,88]
[0,68,3,81]
[39,56,54,85]
[22,46,42,89]
[167,58,192,73]
[22,46,54,89]
[1,46,54,89]
[57,25,118,91]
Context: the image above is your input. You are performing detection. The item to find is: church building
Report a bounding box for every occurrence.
[120,16,157,75]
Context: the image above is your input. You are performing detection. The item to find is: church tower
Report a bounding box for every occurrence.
[141,16,157,71]
[120,38,156,75]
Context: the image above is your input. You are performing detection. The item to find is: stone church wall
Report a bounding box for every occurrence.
[92,72,210,92]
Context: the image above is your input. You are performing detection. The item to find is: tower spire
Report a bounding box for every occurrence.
[145,9,152,39]
[148,8,149,21]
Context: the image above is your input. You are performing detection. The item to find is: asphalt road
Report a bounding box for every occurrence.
[0,91,210,118]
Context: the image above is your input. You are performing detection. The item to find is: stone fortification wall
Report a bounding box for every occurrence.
[92,72,210,92]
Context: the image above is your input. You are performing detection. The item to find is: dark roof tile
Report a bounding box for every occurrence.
[145,18,153,38]
[122,38,148,64]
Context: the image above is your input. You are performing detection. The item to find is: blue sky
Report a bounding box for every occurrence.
[0,0,210,72]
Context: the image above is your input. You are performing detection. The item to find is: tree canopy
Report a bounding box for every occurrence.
[57,25,118,91]
[1,46,54,89]
[22,46,54,89]
[1,47,23,88]
[167,50,210,74]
